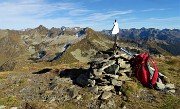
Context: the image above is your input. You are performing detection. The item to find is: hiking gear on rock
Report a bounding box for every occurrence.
[132,53,159,88]
[117,47,135,58]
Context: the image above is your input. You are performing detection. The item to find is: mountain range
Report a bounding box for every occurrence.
[0,26,179,71]
[0,25,179,109]
[101,28,180,55]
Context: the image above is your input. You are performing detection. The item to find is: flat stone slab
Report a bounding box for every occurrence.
[99,85,114,91]
[167,89,176,93]
[101,91,112,100]
[165,84,175,89]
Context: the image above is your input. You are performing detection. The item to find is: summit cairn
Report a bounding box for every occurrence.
[86,49,132,99]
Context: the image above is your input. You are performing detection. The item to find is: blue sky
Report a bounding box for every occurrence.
[0,0,179,30]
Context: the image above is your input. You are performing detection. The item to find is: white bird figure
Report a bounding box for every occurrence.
[112,19,119,35]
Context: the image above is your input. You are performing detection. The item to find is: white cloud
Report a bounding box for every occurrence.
[148,17,180,22]
[141,8,167,12]
[84,10,133,21]
[0,0,93,29]
[0,0,134,30]
[0,0,88,18]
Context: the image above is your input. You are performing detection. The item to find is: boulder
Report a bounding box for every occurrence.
[111,79,123,86]
[88,86,99,93]
[99,85,114,91]
[0,105,6,109]
[104,64,119,74]
[101,91,112,100]
[167,89,176,93]
[105,74,119,80]
[92,69,103,77]
[165,84,175,89]
[99,60,116,71]
[88,79,96,87]
[68,88,78,99]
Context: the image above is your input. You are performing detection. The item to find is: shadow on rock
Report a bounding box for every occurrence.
[59,68,91,87]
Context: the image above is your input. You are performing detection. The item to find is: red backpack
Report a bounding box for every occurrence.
[132,53,159,88]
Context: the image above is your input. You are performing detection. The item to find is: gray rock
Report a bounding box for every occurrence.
[123,96,128,101]
[76,74,89,86]
[0,105,6,109]
[120,72,127,76]
[91,57,104,62]
[76,95,82,100]
[120,54,131,59]
[167,89,176,93]
[68,89,78,99]
[118,59,125,65]
[49,97,56,103]
[104,64,119,75]
[92,69,103,77]
[93,54,110,60]
[120,68,132,73]
[118,59,130,69]
[10,107,18,109]
[99,85,114,91]
[118,91,122,95]
[114,54,121,58]
[88,86,99,93]
[101,91,112,100]
[118,58,125,65]
[111,79,123,86]
[165,84,175,89]
[105,74,119,80]
[94,94,101,100]
[99,60,116,71]
[88,79,96,87]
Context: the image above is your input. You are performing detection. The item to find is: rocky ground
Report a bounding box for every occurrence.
[0,50,179,109]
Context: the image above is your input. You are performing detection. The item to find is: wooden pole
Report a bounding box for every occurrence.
[113,34,117,53]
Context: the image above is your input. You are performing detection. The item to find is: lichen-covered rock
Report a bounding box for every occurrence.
[165,84,175,89]
[99,85,114,91]
[111,79,123,86]
[101,91,112,100]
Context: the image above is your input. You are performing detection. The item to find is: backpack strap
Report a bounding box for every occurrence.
[148,56,159,87]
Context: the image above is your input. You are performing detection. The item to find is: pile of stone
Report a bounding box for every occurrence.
[81,50,132,100]
[70,49,176,100]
